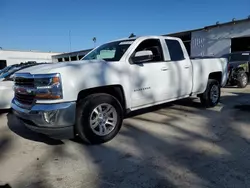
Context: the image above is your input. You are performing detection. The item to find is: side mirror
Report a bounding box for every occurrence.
[132,50,153,63]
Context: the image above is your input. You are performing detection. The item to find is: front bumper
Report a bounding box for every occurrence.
[11,100,76,139]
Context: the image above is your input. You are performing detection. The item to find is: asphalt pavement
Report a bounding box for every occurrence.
[1,86,250,188]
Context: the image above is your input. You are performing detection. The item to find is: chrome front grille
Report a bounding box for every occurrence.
[15,77,34,87]
[14,75,35,107]
[15,93,35,105]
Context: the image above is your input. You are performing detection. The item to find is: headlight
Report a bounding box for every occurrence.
[34,73,63,100]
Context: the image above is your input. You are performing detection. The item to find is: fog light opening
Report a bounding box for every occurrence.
[43,110,58,124]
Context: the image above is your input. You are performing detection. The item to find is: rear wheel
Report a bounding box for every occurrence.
[237,72,248,88]
[75,93,123,144]
[200,79,220,108]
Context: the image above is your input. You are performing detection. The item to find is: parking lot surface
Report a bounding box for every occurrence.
[1,86,250,188]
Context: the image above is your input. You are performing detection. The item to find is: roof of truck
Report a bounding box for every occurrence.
[110,35,179,43]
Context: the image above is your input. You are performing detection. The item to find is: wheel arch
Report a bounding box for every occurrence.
[208,72,222,85]
[77,85,127,112]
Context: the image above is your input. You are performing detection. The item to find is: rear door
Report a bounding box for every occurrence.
[163,38,193,98]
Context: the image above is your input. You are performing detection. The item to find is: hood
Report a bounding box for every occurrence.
[15,60,104,75]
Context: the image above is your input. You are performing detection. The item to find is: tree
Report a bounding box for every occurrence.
[92,37,97,47]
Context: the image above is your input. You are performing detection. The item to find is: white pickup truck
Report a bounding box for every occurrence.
[12,36,228,144]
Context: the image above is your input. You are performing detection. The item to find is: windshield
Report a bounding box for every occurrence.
[228,52,250,62]
[83,40,135,61]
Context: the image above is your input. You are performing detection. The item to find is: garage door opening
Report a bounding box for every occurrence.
[231,37,250,52]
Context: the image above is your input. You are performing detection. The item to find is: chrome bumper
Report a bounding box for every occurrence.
[11,100,76,139]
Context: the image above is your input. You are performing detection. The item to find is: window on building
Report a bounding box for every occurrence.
[70,56,77,61]
[64,57,69,61]
[165,39,185,61]
[0,60,7,70]
[58,58,63,62]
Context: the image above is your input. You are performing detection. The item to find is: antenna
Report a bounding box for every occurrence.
[69,30,72,52]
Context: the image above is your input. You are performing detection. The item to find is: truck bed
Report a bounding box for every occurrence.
[191,57,228,95]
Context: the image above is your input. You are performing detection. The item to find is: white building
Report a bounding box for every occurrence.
[52,49,92,63]
[0,49,60,69]
[166,18,250,57]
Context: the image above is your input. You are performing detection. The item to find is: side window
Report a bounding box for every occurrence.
[165,39,185,61]
[132,39,164,62]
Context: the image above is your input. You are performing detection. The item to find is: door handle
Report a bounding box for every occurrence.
[161,67,169,71]
[184,65,190,69]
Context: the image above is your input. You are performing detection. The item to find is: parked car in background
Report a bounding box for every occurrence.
[12,36,228,144]
[0,62,48,109]
[223,52,250,88]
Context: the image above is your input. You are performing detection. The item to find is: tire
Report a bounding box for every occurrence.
[75,93,123,144]
[237,72,248,88]
[200,79,220,108]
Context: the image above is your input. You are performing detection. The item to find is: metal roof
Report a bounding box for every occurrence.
[52,48,93,58]
[0,49,60,53]
[164,17,250,36]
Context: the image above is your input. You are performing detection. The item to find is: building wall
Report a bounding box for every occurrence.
[191,20,250,57]
[0,50,59,66]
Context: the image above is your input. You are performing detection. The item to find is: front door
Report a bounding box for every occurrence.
[129,39,171,108]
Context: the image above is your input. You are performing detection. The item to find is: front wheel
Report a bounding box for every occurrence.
[75,93,123,144]
[200,79,220,108]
